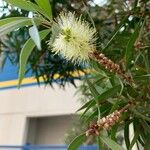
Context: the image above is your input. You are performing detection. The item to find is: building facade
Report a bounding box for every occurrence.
[0,60,81,145]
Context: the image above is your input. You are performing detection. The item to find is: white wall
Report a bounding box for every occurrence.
[0,83,81,145]
[27,115,77,144]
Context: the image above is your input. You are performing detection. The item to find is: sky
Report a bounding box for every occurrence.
[0,0,8,17]
[94,0,107,6]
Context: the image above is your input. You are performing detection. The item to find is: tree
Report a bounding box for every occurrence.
[0,0,88,87]
[0,0,150,149]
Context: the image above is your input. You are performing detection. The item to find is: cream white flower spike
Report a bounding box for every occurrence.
[51,12,96,64]
[50,12,133,84]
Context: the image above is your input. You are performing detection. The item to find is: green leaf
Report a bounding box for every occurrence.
[134,74,150,82]
[109,100,121,114]
[131,109,150,122]
[97,136,103,150]
[124,121,131,150]
[103,15,128,51]
[125,19,143,69]
[141,120,150,134]
[80,100,95,118]
[144,135,150,150]
[29,20,41,50]
[18,29,50,86]
[100,134,125,150]
[0,52,7,71]
[0,17,41,36]
[135,74,150,78]
[86,79,99,98]
[5,0,38,12]
[77,100,93,112]
[85,104,111,122]
[0,17,28,26]
[67,133,86,150]
[35,0,52,20]
[129,129,140,150]
[110,124,119,141]
[126,85,139,98]
[86,79,101,119]
[80,85,121,117]
[84,109,97,122]
[5,0,51,20]
[98,85,121,101]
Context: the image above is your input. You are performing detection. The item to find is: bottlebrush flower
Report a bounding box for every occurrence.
[51,12,96,63]
[50,12,133,84]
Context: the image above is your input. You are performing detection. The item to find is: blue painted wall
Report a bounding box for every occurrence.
[0,59,32,82]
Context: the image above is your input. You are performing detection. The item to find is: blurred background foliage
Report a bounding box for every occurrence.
[0,0,150,149]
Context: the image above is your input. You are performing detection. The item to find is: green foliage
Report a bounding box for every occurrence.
[68,133,86,150]
[125,18,144,69]
[0,17,40,36]
[18,29,50,86]
[100,134,125,150]
[29,21,41,50]
[66,0,150,149]
[5,0,52,20]
[35,0,52,20]
[0,0,150,150]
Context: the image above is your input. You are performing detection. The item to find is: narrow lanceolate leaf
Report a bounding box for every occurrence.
[86,79,101,118]
[5,0,37,12]
[0,52,7,71]
[124,121,131,150]
[77,100,93,112]
[18,29,50,86]
[144,135,150,150]
[87,79,99,98]
[97,136,103,150]
[0,17,28,26]
[129,129,140,150]
[29,21,41,50]
[98,85,121,101]
[125,19,143,69]
[110,124,119,141]
[5,0,51,20]
[78,84,121,119]
[131,109,150,122]
[78,85,121,117]
[80,100,95,118]
[35,0,52,20]
[100,135,125,150]
[68,133,86,150]
[141,120,150,134]
[103,15,128,51]
[0,17,41,36]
